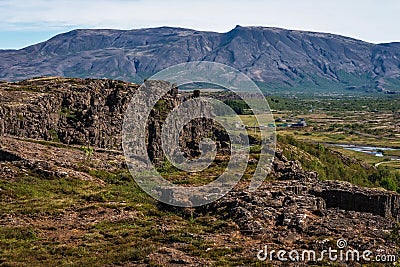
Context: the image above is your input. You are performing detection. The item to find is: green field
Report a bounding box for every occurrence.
[264,94,400,191]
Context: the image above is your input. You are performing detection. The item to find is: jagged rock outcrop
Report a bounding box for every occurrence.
[0,77,228,164]
[0,78,138,149]
[2,77,399,224]
[1,77,399,264]
[0,148,22,162]
[311,181,400,220]
[189,149,400,260]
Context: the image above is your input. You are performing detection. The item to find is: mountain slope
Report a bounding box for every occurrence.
[1,26,400,93]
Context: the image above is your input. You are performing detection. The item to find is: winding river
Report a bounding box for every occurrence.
[333,144,400,161]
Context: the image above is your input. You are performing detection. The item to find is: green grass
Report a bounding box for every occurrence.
[21,137,77,150]
[0,167,266,266]
[1,90,400,266]
[383,150,400,157]
[256,72,400,96]
[60,107,78,121]
[48,129,60,142]
[278,134,400,192]
[268,93,400,193]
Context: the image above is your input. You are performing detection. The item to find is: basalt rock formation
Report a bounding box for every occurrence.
[1,77,399,217]
[190,149,400,262]
[0,77,227,164]
[0,77,137,149]
[1,77,399,264]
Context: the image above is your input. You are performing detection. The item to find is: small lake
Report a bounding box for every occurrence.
[334,144,400,160]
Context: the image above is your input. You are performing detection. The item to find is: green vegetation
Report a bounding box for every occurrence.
[279,134,400,191]
[155,157,229,186]
[1,83,400,266]
[256,72,400,96]
[48,129,60,142]
[388,223,400,249]
[267,95,400,114]
[80,145,94,161]
[17,113,24,121]
[153,99,167,112]
[223,100,251,115]
[207,92,400,192]
[60,107,78,121]
[272,90,400,193]
[0,170,260,266]
[21,137,75,150]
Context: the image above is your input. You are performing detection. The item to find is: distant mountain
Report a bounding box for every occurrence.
[1,26,400,94]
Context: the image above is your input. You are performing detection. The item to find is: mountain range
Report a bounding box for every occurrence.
[1,25,400,94]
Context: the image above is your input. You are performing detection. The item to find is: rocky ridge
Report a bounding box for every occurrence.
[0,77,227,163]
[1,26,400,93]
[0,77,399,265]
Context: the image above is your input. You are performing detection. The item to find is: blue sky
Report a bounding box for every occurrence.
[0,0,399,49]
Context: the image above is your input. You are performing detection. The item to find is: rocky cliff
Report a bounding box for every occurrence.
[0,77,137,149]
[1,77,399,264]
[1,77,400,217]
[0,77,227,163]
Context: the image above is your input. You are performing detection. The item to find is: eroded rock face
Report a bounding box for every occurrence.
[201,148,399,225]
[153,145,400,253]
[0,78,228,165]
[2,78,399,222]
[311,181,400,220]
[0,149,22,162]
[190,150,400,260]
[1,78,399,260]
[0,78,138,149]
